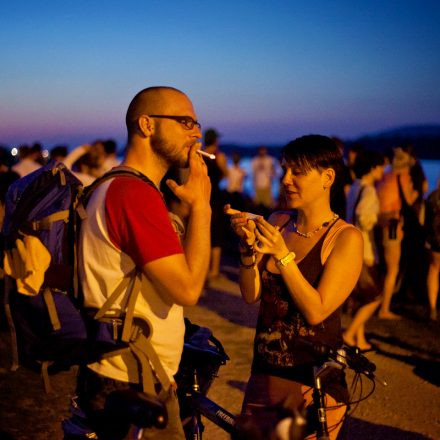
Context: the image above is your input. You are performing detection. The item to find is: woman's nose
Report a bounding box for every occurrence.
[282,170,292,185]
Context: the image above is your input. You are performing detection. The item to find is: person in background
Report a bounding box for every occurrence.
[101,139,121,173]
[50,145,69,162]
[346,143,365,183]
[0,151,20,230]
[226,152,247,211]
[69,86,211,439]
[376,146,420,319]
[62,141,106,186]
[226,135,363,440]
[425,183,440,320]
[343,151,385,350]
[0,147,14,173]
[203,128,228,282]
[11,144,41,177]
[330,137,350,220]
[251,146,276,211]
[398,148,428,303]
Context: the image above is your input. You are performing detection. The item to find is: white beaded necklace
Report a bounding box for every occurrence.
[293,213,339,238]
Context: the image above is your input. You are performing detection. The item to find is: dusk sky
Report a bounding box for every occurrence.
[1,0,439,149]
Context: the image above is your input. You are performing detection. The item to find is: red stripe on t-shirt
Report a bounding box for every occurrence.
[105,176,183,268]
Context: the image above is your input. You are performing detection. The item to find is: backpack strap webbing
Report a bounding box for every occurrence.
[30,210,70,231]
[92,269,137,322]
[79,167,170,397]
[81,166,157,207]
[93,272,171,397]
[121,273,171,397]
[130,333,171,399]
[120,273,141,343]
[40,361,54,394]
[42,288,62,331]
[129,340,157,396]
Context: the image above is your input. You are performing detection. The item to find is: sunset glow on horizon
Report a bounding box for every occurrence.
[1,0,439,149]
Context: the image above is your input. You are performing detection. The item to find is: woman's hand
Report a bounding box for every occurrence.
[224,204,257,247]
[254,217,289,260]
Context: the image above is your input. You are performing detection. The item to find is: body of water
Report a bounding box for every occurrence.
[222,157,440,201]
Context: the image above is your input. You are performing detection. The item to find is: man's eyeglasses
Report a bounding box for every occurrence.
[148,115,201,130]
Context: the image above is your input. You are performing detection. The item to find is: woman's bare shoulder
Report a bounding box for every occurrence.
[322,219,362,263]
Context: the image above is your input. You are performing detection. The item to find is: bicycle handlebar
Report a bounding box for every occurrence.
[294,339,385,385]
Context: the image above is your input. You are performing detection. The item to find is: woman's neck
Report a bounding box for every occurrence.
[296,205,335,231]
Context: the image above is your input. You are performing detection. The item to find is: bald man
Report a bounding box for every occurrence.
[73,87,211,439]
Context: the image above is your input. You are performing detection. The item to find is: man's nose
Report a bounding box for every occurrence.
[193,125,202,138]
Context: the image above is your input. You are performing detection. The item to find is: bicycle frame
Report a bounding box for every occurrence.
[311,361,344,440]
[177,326,380,440]
[180,368,236,439]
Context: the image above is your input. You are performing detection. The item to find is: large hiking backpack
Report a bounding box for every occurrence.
[2,161,170,395]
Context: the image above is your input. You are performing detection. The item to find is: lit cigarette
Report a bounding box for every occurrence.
[197,149,216,160]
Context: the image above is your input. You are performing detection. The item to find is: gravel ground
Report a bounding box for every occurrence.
[1,265,439,439]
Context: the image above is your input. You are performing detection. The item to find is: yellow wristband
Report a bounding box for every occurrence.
[275,251,296,268]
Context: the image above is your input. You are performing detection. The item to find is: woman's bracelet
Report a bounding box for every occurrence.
[240,259,256,269]
[240,253,256,269]
[239,239,254,256]
[275,251,296,268]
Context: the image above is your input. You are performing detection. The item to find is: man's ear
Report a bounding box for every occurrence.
[322,168,335,189]
[138,115,154,137]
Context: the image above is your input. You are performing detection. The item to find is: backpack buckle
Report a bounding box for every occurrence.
[111,318,122,340]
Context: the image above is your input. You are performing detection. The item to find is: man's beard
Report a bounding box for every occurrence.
[151,135,191,168]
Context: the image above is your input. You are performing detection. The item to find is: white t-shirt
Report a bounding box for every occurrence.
[347,180,379,265]
[251,155,275,190]
[12,158,41,177]
[227,164,246,193]
[79,175,185,382]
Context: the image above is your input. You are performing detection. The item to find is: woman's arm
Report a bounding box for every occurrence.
[238,250,264,304]
[238,211,291,304]
[224,204,263,303]
[255,218,363,325]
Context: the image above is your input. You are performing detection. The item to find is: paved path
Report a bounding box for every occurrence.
[0,266,439,439]
[185,266,440,440]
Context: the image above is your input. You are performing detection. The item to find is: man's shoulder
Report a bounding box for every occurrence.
[88,175,163,215]
[106,175,159,197]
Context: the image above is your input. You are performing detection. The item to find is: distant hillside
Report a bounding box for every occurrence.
[347,124,440,159]
[221,124,440,160]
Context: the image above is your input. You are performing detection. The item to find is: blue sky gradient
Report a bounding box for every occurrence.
[1,0,439,148]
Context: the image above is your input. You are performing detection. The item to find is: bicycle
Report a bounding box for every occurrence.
[175,319,237,439]
[255,341,386,440]
[176,326,385,440]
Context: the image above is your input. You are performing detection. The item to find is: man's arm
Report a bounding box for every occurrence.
[61,144,90,169]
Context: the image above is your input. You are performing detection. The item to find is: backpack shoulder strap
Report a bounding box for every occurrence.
[81,166,158,207]
[73,167,158,297]
[79,168,170,396]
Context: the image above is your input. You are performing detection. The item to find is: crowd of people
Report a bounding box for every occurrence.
[0,86,439,439]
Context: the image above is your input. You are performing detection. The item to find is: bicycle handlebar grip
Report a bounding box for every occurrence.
[294,338,377,375]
